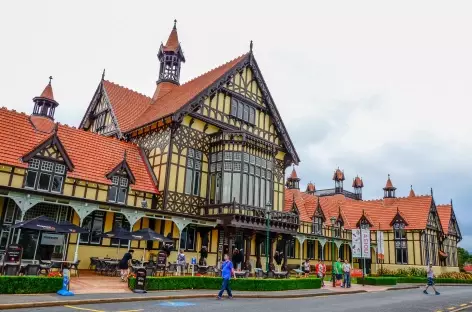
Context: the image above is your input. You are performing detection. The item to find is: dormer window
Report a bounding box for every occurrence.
[312,217,323,235]
[108,175,129,204]
[25,158,66,193]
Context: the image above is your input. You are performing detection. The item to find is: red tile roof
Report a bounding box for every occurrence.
[306,182,316,192]
[164,21,180,52]
[0,107,158,194]
[130,53,249,131]
[40,82,54,101]
[352,176,363,188]
[437,204,452,233]
[289,167,299,180]
[102,53,248,133]
[284,187,435,230]
[29,115,55,134]
[384,174,395,189]
[333,168,345,181]
[102,80,153,133]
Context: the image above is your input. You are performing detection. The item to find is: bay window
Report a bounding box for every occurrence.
[209,151,272,207]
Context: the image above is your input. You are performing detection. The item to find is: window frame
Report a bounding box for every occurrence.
[185,148,203,196]
[393,222,408,264]
[230,98,256,125]
[80,211,105,245]
[179,227,196,251]
[107,175,129,204]
[24,158,66,194]
[306,240,315,259]
[110,214,130,247]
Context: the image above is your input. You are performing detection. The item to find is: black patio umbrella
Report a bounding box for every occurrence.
[58,221,89,234]
[99,227,132,258]
[129,228,173,261]
[11,216,65,261]
[58,221,89,261]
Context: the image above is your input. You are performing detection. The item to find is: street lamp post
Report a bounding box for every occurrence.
[330,216,336,287]
[265,202,271,272]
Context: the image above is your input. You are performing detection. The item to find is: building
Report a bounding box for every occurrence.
[284,169,461,273]
[0,21,461,273]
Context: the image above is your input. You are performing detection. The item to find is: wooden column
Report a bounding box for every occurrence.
[255,233,263,269]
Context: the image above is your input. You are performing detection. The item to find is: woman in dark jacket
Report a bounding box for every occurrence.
[119,249,134,281]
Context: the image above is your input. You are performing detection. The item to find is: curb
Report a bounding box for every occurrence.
[386,286,420,291]
[0,290,367,310]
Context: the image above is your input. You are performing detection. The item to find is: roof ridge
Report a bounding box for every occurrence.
[179,53,249,87]
[103,80,152,101]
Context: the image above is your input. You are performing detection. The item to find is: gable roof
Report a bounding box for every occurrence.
[0,107,158,194]
[437,204,452,233]
[130,53,249,131]
[285,187,435,230]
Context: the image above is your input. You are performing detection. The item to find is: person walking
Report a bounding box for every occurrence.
[423,262,440,295]
[316,260,326,287]
[334,258,343,286]
[119,249,134,282]
[217,254,235,299]
[304,259,311,277]
[177,249,186,276]
[342,259,351,288]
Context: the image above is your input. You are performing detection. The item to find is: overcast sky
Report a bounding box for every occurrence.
[1,1,471,250]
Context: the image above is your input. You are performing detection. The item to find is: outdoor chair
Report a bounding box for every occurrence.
[3,264,20,276]
[38,260,52,276]
[70,260,80,277]
[23,264,40,276]
[89,257,99,270]
[166,263,177,276]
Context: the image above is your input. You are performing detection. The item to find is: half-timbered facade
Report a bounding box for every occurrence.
[0,21,461,273]
[285,169,462,274]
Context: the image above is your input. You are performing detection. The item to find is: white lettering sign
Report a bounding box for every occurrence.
[361,229,371,259]
[41,233,64,246]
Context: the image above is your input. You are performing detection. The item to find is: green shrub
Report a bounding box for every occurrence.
[396,277,426,283]
[363,277,397,286]
[129,276,321,291]
[0,276,63,294]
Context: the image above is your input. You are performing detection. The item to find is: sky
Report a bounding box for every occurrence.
[0,1,471,250]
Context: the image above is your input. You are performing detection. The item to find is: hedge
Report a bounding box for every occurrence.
[129,276,322,291]
[362,277,397,286]
[0,276,63,294]
[396,277,472,284]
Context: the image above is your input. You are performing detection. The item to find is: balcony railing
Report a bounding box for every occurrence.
[204,203,299,232]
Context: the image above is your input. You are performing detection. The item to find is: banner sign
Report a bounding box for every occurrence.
[361,229,371,259]
[133,268,147,293]
[41,233,64,246]
[351,229,361,258]
[157,250,167,267]
[376,231,384,260]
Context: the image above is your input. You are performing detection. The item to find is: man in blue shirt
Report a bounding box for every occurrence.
[217,254,234,299]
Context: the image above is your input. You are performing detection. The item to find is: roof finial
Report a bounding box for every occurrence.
[48,76,53,85]
[250,40,253,52]
[410,184,413,190]
[430,187,433,196]
[123,150,127,160]
[102,69,106,81]
[173,19,177,29]
[388,173,390,179]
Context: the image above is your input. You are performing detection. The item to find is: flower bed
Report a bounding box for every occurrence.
[128,276,321,291]
[0,276,63,294]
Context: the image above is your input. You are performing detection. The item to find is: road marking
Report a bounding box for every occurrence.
[118,310,143,312]
[460,304,467,307]
[448,308,456,311]
[63,306,105,312]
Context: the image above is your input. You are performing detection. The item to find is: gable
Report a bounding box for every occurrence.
[106,157,136,185]
[128,53,299,165]
[426,201,442,231]
[313,201,326,222]
[22,133,74,171]
[449,210,461,239]
[226,67,264,106]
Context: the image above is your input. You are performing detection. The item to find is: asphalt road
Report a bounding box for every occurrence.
[7,286,472,312]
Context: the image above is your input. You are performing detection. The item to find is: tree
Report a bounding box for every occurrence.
[457,247,470,268]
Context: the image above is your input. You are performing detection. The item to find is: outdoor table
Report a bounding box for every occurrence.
[273,271,289,279]
[50,260,74,272]
[234,271,248,278]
